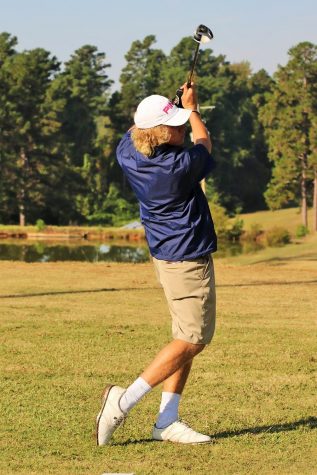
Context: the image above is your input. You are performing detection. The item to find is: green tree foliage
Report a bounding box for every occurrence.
[47,45,114,223]
[107,36,167,207]
[57,45,112,166]
[0,36,61,224]
[259,42,317,227]
[2,31,314,228]
[87,183,138,226]
[158,37,272,212]
[119,35,166,122]
[0,33,18,220]
[108,35,166,141]
[206,62,273,212]
[0,38,116,225]
[231,68,273,211]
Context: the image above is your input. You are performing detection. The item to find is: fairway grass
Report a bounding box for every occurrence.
[1,255,316,474]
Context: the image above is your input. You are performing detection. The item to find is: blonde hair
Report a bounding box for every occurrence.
[131,125,171,157]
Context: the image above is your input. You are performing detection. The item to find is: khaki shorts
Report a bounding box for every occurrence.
[153,255,216,345]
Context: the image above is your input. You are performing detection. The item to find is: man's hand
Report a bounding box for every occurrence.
[180,82,211,153]
[181,82,198,111]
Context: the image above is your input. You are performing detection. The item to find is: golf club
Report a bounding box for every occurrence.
[173,24,214,108]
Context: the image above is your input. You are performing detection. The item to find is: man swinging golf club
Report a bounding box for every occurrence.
[96,24,217,445]
[96,79,217,445]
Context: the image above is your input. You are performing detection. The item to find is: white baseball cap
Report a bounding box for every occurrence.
[134,95,192,129]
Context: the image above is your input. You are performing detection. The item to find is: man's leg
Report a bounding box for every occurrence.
[162,359,193,394]
[141,339,204,387]
[96,340,204,445]
[120,340,211,443]
[119,340,203,413]
[97,256,215,444]
[154,359,192,430]
[149,344,211,443]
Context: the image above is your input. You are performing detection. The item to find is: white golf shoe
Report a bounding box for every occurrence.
[152,420,212,444]
[96,385,126,445]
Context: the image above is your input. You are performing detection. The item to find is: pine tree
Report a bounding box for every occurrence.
[50,45,113,222]
[111,35,166,134]
[0,43,60,224]
[260,42,317,228]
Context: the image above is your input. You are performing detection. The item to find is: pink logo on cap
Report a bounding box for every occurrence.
[163,101,174,114]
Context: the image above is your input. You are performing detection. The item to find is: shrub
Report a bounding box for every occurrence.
[227,218,244,242]
[35,219,46,231]
[296,224,309,238]
[241,223,264,243]
[208,199,244,242]
[87,184,139,226]
[265,227,291,247]
[209,200,229,234]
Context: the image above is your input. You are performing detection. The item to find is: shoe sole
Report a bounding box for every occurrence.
[96,384,114,446]
[153,437,212,445]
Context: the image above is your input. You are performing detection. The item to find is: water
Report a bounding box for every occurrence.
[0,240,263,263]
[0,240,150,263]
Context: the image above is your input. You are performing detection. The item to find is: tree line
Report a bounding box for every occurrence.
[0,32,316,230]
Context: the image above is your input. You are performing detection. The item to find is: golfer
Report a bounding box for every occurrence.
[96,82,217,445]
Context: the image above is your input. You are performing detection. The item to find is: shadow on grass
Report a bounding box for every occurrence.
[1,280,317,299]
[111,417,317,446]
[212,416,317,439]
[0,287,157,299]
[218,280,317,288]
[251,255,317,265]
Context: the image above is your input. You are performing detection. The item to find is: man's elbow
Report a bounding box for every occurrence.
[195,138,212,154]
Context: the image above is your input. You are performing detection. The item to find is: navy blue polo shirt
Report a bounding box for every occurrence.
[116,131,217,261]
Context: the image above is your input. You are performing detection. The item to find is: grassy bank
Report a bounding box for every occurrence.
[0,224,145,242]
[236,207,314,235]
[0,207,314,241]
[224,232,317,265]
[1,253,316,474]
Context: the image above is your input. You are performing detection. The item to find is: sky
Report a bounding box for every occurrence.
[1,0,317,91]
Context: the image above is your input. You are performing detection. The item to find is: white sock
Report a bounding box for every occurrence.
[119,377,152,413]
[156,392,181,429]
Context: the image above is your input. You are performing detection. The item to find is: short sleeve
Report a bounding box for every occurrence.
[187,144,216,183]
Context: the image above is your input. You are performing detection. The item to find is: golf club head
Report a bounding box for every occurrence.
[194,24,213,44]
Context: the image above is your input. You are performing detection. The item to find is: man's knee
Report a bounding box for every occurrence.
[183,341,206,357]
[193,343,206,356]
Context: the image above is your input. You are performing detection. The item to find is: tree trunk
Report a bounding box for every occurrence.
[18,149,27,227]
[313,167,317,232]
[300,86,309,229]
[19,199,25,227]
[300,154,308,227]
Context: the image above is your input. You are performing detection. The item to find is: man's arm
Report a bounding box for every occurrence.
[181,82,212,154]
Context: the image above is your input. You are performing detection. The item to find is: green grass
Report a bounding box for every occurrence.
[225,233,317,266]
[236,207,314,235]
[1,256,316,474]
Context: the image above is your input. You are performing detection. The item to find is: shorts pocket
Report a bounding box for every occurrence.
[195,255,211,281]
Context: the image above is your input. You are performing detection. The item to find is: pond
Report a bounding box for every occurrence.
[0,240,150,263]
[0,239,263,263]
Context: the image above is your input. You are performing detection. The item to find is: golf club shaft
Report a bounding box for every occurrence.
[173,24,213,106]
[174,42,200,106]
[187,42,201,87]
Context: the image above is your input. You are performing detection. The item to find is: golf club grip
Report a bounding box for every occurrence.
[174,88,184,108]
